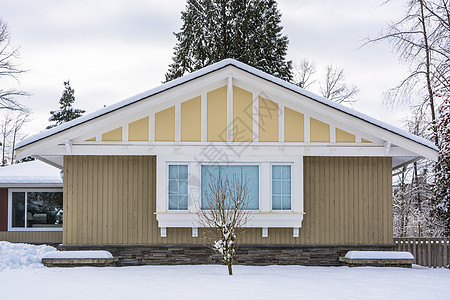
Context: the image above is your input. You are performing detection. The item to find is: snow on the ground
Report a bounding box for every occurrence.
[0,242,449,300]
[42,250,113,259]
[1,264,449,300]
[0,241,57,271]
[345,251,414,259]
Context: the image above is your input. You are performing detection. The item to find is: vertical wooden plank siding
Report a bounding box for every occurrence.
[64,156,392,245]
[0,231,62,243]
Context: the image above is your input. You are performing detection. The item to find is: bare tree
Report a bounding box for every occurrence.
[293,59,317,89]
[0,113,12,166]
[365,0,449,146]
[320,65,359,104]
[292,60,359,104]
[0,19,28,111]
[10,112,28,164]
[197,172,252,275]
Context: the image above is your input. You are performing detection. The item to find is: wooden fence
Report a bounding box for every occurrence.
[394,238,450,268]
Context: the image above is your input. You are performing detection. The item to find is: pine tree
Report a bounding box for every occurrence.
[433,87,450,236]
[165,0,292,82]
[47,81,85,129]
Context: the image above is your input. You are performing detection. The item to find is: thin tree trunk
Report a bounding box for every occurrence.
[10,128,17,164]
[227,262,233,275]
[419,0,438,146]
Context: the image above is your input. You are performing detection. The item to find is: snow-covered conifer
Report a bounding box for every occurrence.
[165,0,292,82]
[433,87,450,236]
[47,81,85,129]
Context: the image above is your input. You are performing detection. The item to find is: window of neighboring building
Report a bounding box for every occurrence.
[10,190,63,230]
[272,165,291,210]
[201,165,259,210]
[168,165,188,210]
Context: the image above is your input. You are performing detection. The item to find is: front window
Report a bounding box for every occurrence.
[272,165,291,210]
[201,165,259,210]
[168,165,188,210]
[11,190,63,230]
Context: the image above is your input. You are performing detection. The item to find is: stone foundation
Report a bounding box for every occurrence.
[58,244,395,266]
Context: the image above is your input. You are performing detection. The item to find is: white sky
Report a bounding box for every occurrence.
[1,0,412,137]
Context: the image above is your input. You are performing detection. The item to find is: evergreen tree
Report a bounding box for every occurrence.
[47,81,85,129]
[165,0,292,82]
[433,87,450,236]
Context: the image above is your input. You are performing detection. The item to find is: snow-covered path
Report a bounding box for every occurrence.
[1,264,449,300]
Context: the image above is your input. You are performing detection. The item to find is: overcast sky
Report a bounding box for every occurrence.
[1,0,411,137]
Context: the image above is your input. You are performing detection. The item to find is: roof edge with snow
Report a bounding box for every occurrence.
[16,59,438,152]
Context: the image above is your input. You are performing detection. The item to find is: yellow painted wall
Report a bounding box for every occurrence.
[362,138,372,143]
[64,156,392,245]
[336,128,355,143]
[207,86,227,142]
[310,118,330,142]
[259,97,278,142]
[181,96,201,142]
[233,86,253,142]
[86,137,96,142]
[155,106,175,141]
[284,107,304,142]
[128,117,149,141]
[102,127,122,141]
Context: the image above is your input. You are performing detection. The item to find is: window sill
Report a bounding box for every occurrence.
[155,211,304,228]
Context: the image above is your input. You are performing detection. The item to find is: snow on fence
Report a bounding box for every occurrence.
[394,238,450,268]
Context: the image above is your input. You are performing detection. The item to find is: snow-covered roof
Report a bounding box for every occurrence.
[16,59,437,151]
[0,160,62,187]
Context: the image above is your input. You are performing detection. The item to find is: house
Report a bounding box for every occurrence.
[15,59,438,265]
[0,160,63,244]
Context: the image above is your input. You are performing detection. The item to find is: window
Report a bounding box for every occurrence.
[168,165,188,210]
[10,190,63,230]
[272,165,291,210]
[201,165,259,210]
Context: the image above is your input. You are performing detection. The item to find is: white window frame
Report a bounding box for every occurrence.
[167,164,189,211]
[156,154,304,231]
[270,163,294,211]
[8,188,64,232]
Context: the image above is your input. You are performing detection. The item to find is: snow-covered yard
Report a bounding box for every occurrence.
[1,242,449,300]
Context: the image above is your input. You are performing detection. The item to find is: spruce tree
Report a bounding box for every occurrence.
[165,0,292,82]
[47,81,85,129]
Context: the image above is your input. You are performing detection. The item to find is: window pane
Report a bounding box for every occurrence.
[201,165,259,210]
[12,192,25,228]
[272,165,291,211]
[168,165,189,210]
[168,165,178,179]
[272,165,281,179]
[282,196,291,210]
[272,195,281,210]
[272,180,281,195]
[179,165,188,179]
[168,179,178,194]
[281,181,291,195]
[27,192,63,228]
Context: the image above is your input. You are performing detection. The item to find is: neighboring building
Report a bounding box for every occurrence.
[14,59,438,265]
[0,160,63,244]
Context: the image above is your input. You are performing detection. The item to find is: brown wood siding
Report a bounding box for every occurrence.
[64,156,392,245]
[0,231,62,243]
[0,188,7,231]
